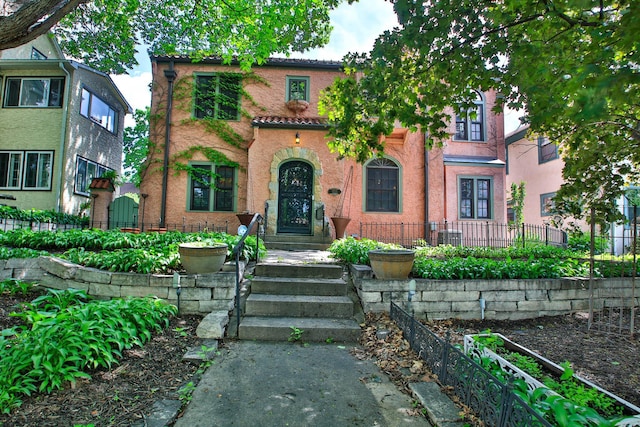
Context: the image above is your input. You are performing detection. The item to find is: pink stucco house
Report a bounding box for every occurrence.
[139,56,506,247]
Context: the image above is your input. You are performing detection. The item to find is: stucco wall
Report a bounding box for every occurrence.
[350,265,638,321]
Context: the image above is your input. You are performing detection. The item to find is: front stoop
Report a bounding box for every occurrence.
[238,263,362,342]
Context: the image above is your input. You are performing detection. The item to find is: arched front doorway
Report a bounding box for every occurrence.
[277,160,313,234]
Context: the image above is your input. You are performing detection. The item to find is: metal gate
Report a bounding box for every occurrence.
[108,195,139,229]
[277,160,313,234]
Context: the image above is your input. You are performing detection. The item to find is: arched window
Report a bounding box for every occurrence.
[454,91,485,142]
[366,158,399,212]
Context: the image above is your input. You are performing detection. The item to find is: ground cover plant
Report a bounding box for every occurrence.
[0,228,266,274]
[328,237,637,279]
[0,206,89,226]
[0,280,177,415]
[470,332,633,425]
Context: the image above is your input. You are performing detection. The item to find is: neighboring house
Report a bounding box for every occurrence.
[505,126,568,227]
[141,56,506,244]
[0,34,131,215]
[505,126,636,254]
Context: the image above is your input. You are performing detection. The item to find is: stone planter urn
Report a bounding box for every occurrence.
[368,249,415,280]
[178,242,228,274]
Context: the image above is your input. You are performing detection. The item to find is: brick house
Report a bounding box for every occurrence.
[141,56,506,245]
[0,35,131,214]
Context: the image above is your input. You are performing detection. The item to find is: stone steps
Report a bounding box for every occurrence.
[238,262,362,343]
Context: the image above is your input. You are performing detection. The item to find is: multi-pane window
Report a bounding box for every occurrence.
[80,88,117,133]
[538,136,559,163]
[366,158,399,212]
[287,76,309,101]
[454,91,485,141]
[75,157,109,195]
[194,74,241,120]
[189,164,235,212]
[0,151,53,190]
[540,192,556,216]
[3,77,64,107]
[459,177,492,219]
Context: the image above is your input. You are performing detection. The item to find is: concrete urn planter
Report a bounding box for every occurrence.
[179,242,228,274]
[368,249,415,280]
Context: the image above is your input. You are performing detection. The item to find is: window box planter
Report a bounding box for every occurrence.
[368,249,415,280]
[464,333,640,421]
[285,99,310,113]
[178,242,228,274]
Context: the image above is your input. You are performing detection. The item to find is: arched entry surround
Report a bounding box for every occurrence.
[267,147,327,236]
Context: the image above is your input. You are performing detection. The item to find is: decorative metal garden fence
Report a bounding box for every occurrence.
[390,302,553,427]
[359,221,568,249]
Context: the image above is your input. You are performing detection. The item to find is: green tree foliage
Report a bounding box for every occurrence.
[1,0,349,73]
[320,1,639,223]
[123,108,150,187]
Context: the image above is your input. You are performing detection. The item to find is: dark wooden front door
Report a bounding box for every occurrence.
[277,161,313,234]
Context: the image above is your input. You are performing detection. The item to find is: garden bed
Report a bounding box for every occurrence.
[465,332,640,420]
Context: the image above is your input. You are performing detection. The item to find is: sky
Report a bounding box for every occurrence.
[111,0,521,132]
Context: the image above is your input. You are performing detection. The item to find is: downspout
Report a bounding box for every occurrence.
[56,62,71,213]
[424,132,429,242]
[160,62,177,228]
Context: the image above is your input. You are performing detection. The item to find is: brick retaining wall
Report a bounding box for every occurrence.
[350,265,640,321]
[1,256,239,315]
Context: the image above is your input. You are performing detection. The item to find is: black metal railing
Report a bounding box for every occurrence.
[359,220,568,249]
[232,213,263,337]
[390,302,553,427]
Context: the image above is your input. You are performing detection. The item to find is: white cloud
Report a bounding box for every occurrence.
[110,71,152,127]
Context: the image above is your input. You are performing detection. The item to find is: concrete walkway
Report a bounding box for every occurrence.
[173,250,462,427]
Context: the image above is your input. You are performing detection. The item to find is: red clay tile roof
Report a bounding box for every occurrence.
[89,177,115,191]
[251,116,330,129]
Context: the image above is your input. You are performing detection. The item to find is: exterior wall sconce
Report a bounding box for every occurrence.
[295,131,300,144]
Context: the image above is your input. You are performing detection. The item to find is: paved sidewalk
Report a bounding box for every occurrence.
[174,341,431,427]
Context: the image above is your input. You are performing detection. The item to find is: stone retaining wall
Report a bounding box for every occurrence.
[350,265,640,321]
[1,256,239,315]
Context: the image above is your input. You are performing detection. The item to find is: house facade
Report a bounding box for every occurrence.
[142,56,506,244]
[0,35,131,214]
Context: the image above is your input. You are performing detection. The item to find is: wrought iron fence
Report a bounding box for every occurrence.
[390,302,553,427]
[358,220,568,249]
[0,219,229,234]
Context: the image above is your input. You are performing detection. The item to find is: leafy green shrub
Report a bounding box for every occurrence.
[567,232,609,254]
[0,206,88,225]
[412,256,590,280]
[0,289,176,414]
[328,237,401,265]
[0,228,266,274]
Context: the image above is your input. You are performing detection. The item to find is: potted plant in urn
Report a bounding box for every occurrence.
[178,241,229,274]
[368,248,415,280]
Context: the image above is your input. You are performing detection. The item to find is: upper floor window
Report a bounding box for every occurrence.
[194,74,241,120]
[3,77,64,107]
[188,164,236,212]
[538,136,558,163]
[75,156,110,195]
[454,91,485,142]
[31,48,47,60]
[286,76,309,101]
[80,88,117,133]
[459,176,492,219]
[366,158,400,212]
[0,151,53,190]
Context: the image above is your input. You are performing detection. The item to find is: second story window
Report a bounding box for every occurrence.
[80,88,117,133]
[538,136,559,163]
[194,74,242,120]
[287,76,309,101]
[4,77,64,108]
[454,91,485,142]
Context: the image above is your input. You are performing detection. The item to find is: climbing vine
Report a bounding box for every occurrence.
[146,69,269,187]
[510,181,526,225]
